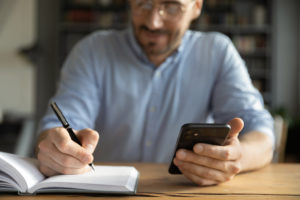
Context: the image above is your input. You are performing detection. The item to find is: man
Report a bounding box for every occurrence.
[36,0,274,186]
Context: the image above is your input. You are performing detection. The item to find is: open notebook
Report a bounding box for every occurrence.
[0,151,139,195]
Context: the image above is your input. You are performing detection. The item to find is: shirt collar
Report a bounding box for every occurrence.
[126,25,149,64]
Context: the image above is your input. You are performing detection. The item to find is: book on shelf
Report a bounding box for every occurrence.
[0,151,139,195]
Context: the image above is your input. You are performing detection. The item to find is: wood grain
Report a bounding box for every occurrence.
[1,163,299,200]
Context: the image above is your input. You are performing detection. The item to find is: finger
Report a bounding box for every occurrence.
[192,143,240,161]
[38,152,90,175]
[227,118,244,139]
[37,129,87,168]
[176,149,241,173]
[39,142,86,168]
[76,128,99,153]
[174,158,231,183]
[50,130,93,164]
[39,165,59,177]
[178,167,219,186]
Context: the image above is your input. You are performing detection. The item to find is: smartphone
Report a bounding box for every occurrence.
[168,123,231,174]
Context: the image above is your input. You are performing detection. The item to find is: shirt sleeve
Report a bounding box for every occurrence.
[38,36,102,133]
[210,35,275,146]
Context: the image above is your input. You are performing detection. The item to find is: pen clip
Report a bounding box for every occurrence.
[50,102,70,128]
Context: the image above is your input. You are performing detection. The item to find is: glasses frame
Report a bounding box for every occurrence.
[131,0,196,22]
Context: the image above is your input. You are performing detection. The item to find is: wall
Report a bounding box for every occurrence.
[273,0,300,117]
[0,0,36,118]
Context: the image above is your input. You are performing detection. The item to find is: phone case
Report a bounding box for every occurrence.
[168,123,231,174]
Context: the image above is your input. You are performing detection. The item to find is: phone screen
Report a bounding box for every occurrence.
[168,123,231,174]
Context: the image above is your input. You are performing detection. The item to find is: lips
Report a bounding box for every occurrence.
[142,29,166,42]
[138,25,167,41]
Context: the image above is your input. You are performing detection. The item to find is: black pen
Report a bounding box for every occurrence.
[50,102,95,171]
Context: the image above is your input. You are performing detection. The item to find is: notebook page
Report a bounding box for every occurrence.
[0,152,45,193]
[0,171,21,191]
[29,166,139,193]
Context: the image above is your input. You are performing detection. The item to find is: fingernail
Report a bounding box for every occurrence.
[177,150,186,159]
[86,144,94,153]
[83,155,91,163]
[195,144,203,153]
[173,158,180,166]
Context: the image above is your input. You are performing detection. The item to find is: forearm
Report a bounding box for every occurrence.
[239,131,273,172]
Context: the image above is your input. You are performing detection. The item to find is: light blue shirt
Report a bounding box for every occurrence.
[39,28,274,163]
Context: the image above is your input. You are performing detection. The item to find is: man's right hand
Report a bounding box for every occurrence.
[36,127,99,176]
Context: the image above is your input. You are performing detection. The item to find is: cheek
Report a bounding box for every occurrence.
[131,17,137,28]
[131,17,142,37]
[169,27,185,45]
[131,15,141,29]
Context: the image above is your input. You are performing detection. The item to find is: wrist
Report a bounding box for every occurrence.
[239,140,251,172]
[239,131,273,173]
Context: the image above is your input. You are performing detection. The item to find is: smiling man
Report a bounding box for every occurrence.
[131,0,199,65]
[36,0,274,186]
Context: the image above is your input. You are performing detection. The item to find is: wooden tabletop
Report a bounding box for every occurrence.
[1,163,300,199]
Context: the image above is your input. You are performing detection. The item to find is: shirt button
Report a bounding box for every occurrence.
[155,71,161,78]
[146,141,152,147]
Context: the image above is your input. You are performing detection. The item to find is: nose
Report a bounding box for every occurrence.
[145,8,164,29]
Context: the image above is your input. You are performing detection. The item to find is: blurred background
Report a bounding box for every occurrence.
[0,0,299,162]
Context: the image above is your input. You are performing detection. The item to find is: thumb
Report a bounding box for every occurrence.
[76,128,99,154]
[227,118,244,139]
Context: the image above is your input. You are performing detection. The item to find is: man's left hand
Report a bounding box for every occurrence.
[173,118,244,186]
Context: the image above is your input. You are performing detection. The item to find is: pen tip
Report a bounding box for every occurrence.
[90,163,95,172]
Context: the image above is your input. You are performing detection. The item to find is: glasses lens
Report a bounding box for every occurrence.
[132,0,151,15]
[132,0,188,22]
[135,0,151,9]
[162,3,181,16]
[161,3,182,21]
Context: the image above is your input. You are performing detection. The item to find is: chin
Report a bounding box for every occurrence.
[142,43,169,55]
[144,48,168,56]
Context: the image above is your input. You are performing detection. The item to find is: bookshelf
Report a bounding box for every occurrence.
[57,0,129,65]
[192,0,273,105]
[35,0,274,123]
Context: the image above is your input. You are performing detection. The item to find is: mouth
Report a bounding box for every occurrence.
[140,26,167,41]
[143,30,165,40]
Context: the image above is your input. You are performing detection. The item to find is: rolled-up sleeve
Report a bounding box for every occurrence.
[211,36,274,145]
[38,36,102,133]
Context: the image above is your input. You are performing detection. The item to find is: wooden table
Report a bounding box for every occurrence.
[1,163,300,199]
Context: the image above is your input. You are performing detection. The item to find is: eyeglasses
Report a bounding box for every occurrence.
[131,0,195,22]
